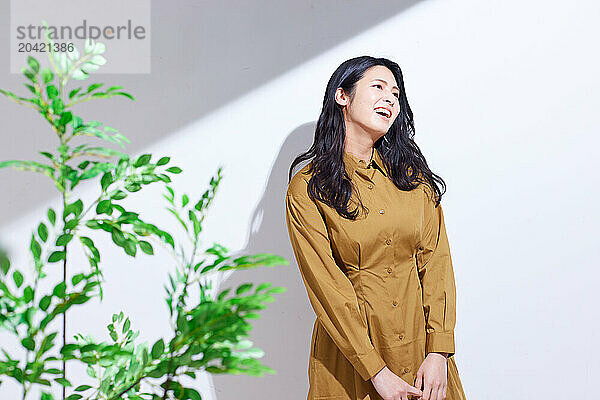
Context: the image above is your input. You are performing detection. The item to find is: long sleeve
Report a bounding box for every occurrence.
[285,185,387,381]
[417,188,457,357]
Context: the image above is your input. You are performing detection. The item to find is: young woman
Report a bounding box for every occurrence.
[285,56,467,400]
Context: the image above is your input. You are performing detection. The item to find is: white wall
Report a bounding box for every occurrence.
[1,0,599,399]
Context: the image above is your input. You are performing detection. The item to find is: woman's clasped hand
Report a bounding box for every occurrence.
[371,353,448,400]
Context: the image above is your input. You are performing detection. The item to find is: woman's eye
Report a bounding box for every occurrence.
[393,93,399,98]
[373,84,382,89]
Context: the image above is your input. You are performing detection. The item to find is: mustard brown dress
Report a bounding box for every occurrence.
[285,147,467,400]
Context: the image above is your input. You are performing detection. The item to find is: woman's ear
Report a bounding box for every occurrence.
[334,87,349,107]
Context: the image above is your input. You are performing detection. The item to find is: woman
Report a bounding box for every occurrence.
[285,56,467,400]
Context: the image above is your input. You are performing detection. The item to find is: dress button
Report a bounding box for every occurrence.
[404,367,410,373]
[385,238,391,245]
[392,300,398,307]
[386,267,392,274]
[379,209,385,214]
[418,245,423,251]
[398,334,404,340]
[367,184,374,189]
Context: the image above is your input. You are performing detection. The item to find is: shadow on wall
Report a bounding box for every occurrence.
[212,122,319,399]
[0,0,419,226]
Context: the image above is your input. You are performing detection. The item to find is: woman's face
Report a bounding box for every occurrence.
[336,65,400,138]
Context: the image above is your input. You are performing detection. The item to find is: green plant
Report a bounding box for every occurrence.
[0,27,288,400]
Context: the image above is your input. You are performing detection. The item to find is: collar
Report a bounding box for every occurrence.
[343,146,388,179]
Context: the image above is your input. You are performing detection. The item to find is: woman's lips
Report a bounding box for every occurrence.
[375,111,390,121]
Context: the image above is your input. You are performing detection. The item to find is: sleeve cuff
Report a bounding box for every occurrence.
[349,347,387,381]
[425,332,455,357]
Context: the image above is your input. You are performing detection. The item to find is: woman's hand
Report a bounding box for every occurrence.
[413,352,448,400]
[370,366,423,400]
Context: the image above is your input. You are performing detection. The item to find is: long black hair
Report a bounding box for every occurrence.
[287,55,446,220]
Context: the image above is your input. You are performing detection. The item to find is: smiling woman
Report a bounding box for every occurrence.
[286,56,467,400]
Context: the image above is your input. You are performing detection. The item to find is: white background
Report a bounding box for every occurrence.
[1,0,599,399]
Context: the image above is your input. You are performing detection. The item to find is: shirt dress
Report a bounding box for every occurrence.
[285,146,467,400]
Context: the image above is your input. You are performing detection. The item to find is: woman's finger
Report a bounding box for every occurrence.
[414,371,423,392]
[421,383,432,400]
[437,384,445,400]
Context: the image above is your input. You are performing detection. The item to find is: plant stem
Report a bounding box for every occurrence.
[62,190,67,400]
[59,136,69,400]
[161,355,174,400]
[109,374,144,400]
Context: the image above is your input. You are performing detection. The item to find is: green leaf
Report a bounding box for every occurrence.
[66,395,83,400]
[74,385,92,392]
[86,365,96,378]
[0,252,9,275]
[86,83,104,93]
[22,337,35,351]
[85,220,102,230]
[71,273,85,286]
[266,286,287,294]
[96,199,112,215]
[55,377,72,387]
[68,87,83,99]
[123,239,137,256]
[111,190,127,200]
[157,156,170,166]
[48,208,56,225]
[138,240,153,255]
[53,281,66,298]
[134,154,151,167]
[30,235,42,260]
[151,338,164,359]
[100,171,113,191]
[183,388,202,400]
[111,229,126,247]
[46,84,59,99]
[13,270,24,288]
[125,182,141,192]
[40,295,52,311]
[52,98,64,114]
[48,251,66,263]
[255,282,272,293]
[27,56,40,73]
[56,233,73,247]
[23,286,34,302]
[64,218,78,230]
[58,111,73,126]
[37,223,48,242]
[22,84,35,96]
[122,317,130,333]
[64,199,84,219]
[166,166,182,174]
[114,91,135,100]
[236,283,253,295]
[41,68,54,84]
